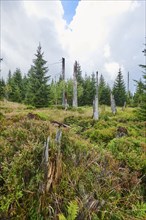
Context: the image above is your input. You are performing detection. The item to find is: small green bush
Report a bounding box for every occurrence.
[0,112,5,120]
[25,105,36,110]
[107,137,146,171]
[84,127,116,143]
[36,112,49,121]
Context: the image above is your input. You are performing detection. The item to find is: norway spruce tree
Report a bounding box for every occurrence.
[137,45,146,120]
[99,74,111,105]
[0,78,5,100]
[6,68,23,103]
[25,44,50,108]
[76,62,83,85]
[76,63,84,106]
[82,75,94,105]
[99,74,106,99]
[133,79,144,106]
[113,69,126,106]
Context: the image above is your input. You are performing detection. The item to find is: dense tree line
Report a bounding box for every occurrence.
[0,44,145,110]
[136,45,146,120]
[0,78,5,100]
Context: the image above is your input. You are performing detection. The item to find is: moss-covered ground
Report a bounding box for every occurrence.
[0,101,146,219]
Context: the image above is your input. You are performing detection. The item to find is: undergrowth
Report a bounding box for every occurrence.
[0,102,145,219]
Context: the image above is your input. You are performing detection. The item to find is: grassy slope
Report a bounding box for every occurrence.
[0,101,146,220]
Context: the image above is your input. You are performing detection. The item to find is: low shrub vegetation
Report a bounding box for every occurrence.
[0,102,145,219]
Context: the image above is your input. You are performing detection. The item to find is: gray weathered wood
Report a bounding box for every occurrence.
[93,71,99,120]
[73,61,78,107]
[64,92,68,110]
[55,129,62,145]
[43,136,50,165]
[51,120,71,128]
[122,101,126,111]
[45,137,50,163]
[65,99,69,110]
[93,97,99,120]
[111,93,117,115]
[62,57,65,106]
[127,72,129,98]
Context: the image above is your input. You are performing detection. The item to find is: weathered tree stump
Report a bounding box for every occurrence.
[116,126,128,137]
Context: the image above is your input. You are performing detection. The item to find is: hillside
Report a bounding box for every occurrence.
[0,101,146,220]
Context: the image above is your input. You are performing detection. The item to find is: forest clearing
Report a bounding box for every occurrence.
[0,1,146,219]
[0,101,146,219]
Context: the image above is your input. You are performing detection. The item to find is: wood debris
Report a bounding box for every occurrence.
[51,120,71,128]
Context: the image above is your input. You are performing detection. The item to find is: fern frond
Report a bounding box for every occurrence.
[58,213,67,220]
[67,200,79,220]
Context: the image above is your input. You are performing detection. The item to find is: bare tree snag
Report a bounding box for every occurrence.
[64,92,68,110]
[55,129,62,146]
[62,57,65,106]
[44,137,49,163]
[93,71,99,120]
[73,61,78,107]
[111,93,117,115]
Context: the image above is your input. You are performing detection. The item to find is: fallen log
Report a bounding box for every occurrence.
[51,120,71,128]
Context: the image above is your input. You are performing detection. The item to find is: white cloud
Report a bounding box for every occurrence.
[104,62,124,80]
[130,0,140,11]
[104,44,111,58]
[1,0,145,92]
[1,1,67,79]
[63,0,144,80]
[23,1,64,20]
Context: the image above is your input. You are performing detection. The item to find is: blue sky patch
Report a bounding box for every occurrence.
[61,0,79,24]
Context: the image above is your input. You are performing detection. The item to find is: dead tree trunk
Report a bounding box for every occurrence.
[64,92,68,110]
[111,93,117,115]
[62,57,65,106]
[93,71,99,120]
[73,61,78,107]
[127,71,130,99]
[122,101,126,111]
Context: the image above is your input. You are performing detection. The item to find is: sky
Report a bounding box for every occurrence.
[61,0,79,24]
[0,0,145,93]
